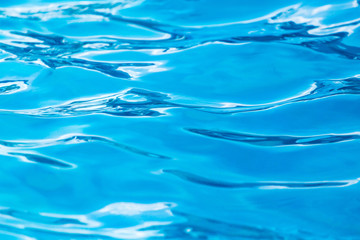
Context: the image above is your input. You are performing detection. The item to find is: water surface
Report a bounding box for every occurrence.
[0,0,360,239]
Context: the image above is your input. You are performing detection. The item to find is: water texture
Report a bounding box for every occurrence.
[0,0,360,239]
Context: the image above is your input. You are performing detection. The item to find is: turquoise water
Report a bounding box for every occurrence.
[0,0,360,239]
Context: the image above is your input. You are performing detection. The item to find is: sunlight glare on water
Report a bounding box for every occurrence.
[0,0,360,239]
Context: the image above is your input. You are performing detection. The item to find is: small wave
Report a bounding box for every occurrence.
[0,133,170,169]
[0,0,359,239]
[164,169,359,189]
[0,134,170,159]
[0,133,171,159]
[0,0,359,83]
[2,75,359,118]
[0,202,174,240]
[10,88,173,118]
[163,211,328,240]
[185,128,360,147]
[0,0,359,67]
[0,80,28,95]
[0,202,327,240]
[192,75,360,114]
[8,152,74,169]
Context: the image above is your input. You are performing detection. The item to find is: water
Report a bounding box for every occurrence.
[0,0,359,239]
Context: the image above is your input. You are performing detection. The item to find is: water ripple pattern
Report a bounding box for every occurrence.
[0,0,359,239]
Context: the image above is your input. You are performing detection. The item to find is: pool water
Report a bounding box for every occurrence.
[0,0,359,239]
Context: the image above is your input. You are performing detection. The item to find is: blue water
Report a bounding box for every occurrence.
[0,0,360,239]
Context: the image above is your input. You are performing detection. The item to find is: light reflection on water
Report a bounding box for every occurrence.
[0,0,359,239]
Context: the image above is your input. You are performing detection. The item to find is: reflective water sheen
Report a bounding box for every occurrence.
[0,0,360,239]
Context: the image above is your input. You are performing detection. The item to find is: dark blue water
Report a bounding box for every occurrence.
[0,0,360,239]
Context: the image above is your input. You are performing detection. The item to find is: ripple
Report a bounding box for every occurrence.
[0,0,359,239]
[164,169,359,189]
[0,0,359,82]
[12,88,173,118]
[0,80,28,95]
[3,75,360,118]
[0,202,174,240]
[0,1,359,58]
[8,152,74,169]
[191,75,360,114]
[0,133,171,160]
[0,202,328,240]
[185,128,360,147]
[0,133,170,169]
[160,211,327,240]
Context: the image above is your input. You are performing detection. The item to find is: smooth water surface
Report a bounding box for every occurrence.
[0,0,360,239]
